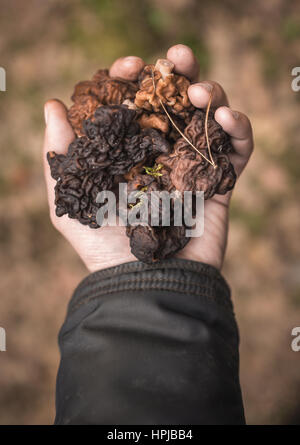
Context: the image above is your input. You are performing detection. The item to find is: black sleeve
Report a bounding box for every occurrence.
[55,258,245,425]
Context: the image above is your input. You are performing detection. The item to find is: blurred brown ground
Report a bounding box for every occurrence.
[0,0,300,424]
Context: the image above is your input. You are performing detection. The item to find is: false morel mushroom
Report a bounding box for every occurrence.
[156,109,236,199]
[125,172,190,263]
[48,105,170,228]
[68,69,138,136]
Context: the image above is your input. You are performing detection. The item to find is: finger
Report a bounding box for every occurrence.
[109,56,145,81]
[43,99,75,219]
[167,44,199,82]
[188,81,229,109]
[43,99,75,155]
[214,106,253,176]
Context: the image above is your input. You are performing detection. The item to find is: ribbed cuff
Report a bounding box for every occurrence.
[68,258,233,315]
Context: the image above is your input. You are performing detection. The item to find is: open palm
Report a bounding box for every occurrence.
[43,44,253,272]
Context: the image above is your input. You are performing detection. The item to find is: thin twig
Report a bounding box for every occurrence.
[204,86,216,168]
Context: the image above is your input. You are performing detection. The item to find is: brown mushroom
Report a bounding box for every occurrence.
[134,60,194,120]
[68,69,138,136]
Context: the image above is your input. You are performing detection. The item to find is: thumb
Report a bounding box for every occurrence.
[43,99,75,220]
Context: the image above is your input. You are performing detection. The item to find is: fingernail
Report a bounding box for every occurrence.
[231,110,240,119]
[123,56,138,62]
[197,82,213,92]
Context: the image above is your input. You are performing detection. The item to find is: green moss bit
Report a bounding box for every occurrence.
[143,163,163,177]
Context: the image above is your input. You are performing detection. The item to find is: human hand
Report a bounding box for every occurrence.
[43,44,253,272]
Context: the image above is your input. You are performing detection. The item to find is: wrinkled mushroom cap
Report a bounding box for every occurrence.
[68,69,138,136]
[134,62,194,119]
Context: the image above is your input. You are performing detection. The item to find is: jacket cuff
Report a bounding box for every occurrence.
[68,258,233,316]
